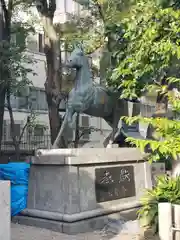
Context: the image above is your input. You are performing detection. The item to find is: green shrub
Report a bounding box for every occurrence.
[138,175,180,233]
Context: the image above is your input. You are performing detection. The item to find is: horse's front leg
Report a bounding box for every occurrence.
[67,107,75,128]
[52,109,74,149]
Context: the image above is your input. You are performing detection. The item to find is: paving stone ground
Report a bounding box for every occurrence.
[11,223,100,240]
[11,223,142,240]
[11,222,159,240]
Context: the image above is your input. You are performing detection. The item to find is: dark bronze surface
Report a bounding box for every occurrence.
[95,165,136,203]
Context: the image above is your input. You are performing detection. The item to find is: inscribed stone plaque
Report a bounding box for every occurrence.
[95,166,136,203]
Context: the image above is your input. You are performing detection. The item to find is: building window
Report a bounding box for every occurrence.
[11,25,26,49]
[9,95,18,109]
[14,124,21,137]
[34,125,45,136]
[26,33,44,53]
[29,88,39,110]
[17,95,29,109]
[2,121,21,141]
[38,90,47,111]
[29,88,48,111]
[8,88,48,112]
[5,94,28,110]
[26,34,38,52]
[38,33,44,53]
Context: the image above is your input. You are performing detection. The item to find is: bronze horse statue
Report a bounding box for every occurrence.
[52,45,124,148]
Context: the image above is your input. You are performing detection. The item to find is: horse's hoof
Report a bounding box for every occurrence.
[51,145,58,149]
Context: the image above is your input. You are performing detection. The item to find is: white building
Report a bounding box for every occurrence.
[2,0,112,151]
[2,33,50,150]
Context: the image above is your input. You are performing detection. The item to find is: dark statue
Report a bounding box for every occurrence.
[52,44,125,148]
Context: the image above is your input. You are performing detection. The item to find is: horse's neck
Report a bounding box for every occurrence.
[75,65,92,90]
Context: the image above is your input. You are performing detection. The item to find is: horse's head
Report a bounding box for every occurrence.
[66,44,86,69]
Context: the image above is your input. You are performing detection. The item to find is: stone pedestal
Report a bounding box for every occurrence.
[13,148,152,234]
[0,181,10,240]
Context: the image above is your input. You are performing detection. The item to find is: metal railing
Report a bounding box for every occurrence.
[1,133,51,151]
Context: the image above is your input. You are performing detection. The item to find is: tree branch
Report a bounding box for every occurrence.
[0,0,8,23]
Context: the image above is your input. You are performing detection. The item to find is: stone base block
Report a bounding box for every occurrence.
[12,207,138,234]
[15,148,152,235]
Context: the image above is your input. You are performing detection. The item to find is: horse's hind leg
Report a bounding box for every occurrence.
[103,106,121,147]
[103,118,119,147]
[103,130,113,147]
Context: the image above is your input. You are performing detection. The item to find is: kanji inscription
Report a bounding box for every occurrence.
[95,166,136,203]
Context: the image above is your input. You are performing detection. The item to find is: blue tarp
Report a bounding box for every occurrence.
[0,162,30,216]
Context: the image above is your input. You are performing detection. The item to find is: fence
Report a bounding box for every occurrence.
[1,133,51,152]
[0,133,51,162]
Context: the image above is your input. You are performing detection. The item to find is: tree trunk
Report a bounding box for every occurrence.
[6,89,20,161]
[45,80,64,145]
[44,33,67,147]
[36,2,67,147]
[0,0,10,153]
